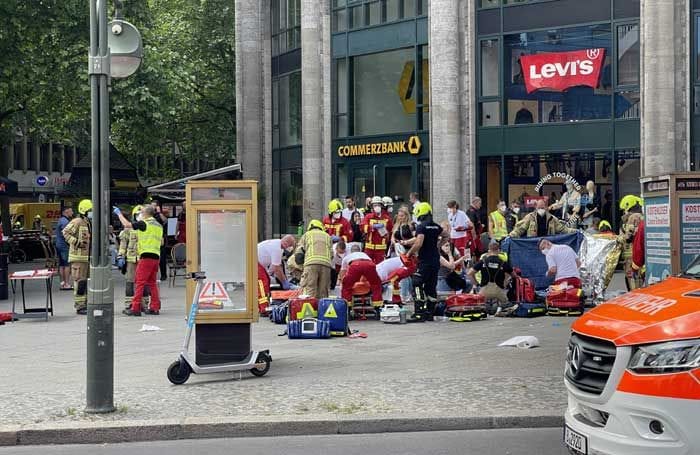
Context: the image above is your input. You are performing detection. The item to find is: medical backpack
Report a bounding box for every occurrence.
[546,288,584,316]
[287,318,331,339]
[444,293,486,318]
[511,302,547,318]
[289,297,319,321]
[269,303,288,324]
[317,298,349,336]
[510,268,536,303]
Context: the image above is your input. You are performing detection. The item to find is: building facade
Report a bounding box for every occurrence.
[235,0,696,237]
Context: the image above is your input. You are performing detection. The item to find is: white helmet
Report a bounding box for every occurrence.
[371,196,383,206]
[382,196,393,207]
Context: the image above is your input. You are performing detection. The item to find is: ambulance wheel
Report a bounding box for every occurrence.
[167,359,191,385]
[250,353,271,377]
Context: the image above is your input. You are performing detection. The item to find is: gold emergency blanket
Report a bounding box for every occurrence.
[579,233,622,303]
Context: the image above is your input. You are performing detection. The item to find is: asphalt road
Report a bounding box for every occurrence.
[0,429,570,455]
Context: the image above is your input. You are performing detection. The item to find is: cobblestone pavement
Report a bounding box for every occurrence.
[1,262,623,427]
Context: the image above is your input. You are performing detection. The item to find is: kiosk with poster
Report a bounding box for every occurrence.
[166,180,271,384]
[641,173,700,285]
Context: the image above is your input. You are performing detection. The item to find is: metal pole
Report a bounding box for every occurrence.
[86,0,115,414]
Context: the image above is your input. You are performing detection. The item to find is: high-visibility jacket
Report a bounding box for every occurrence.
[118,228,139,263]
[137,217,163,257]
[489,210,508,240]
[62,217,91,263]
[322,215,353,243]
[361,212,393,251]
[300,229,332,268]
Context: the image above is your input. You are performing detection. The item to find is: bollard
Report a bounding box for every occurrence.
[0,253,8,300]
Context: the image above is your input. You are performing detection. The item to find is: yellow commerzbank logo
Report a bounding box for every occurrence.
[337,136,422,158]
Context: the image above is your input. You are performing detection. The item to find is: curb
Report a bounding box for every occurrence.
[0,414,564,446]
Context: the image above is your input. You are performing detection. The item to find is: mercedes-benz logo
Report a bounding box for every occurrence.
[570,344,582,377]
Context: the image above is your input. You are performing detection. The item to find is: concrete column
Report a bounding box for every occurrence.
[640,0,690,176]
[235,0,270,238]
[301,0,325,223]
[429,0,464,221]
[459,0,477,202]
[321,3,332,206]
[261,0,274,238]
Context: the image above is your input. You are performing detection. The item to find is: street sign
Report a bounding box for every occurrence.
[36,175,48,186]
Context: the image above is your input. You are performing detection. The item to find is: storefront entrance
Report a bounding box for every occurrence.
[348,164,416,205]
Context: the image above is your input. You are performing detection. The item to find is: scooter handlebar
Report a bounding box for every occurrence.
[190,271,207,280]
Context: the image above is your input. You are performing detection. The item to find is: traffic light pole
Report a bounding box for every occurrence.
[86,0,115,414]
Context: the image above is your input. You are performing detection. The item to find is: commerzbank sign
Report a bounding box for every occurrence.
[337,136,422,158]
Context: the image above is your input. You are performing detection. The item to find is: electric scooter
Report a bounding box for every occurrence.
[166,271,272,385]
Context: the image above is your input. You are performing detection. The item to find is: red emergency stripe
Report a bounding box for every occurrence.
[617,369,700,400]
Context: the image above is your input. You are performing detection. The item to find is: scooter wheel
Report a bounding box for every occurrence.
[250,353,271,377]
[167,359,191,385]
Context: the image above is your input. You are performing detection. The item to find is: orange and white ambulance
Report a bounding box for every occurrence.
[564,258,700,455]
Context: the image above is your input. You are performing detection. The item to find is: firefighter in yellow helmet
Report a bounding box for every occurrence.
[117,205,150,311]
[32,214,43,231]
[619,195,644,290]
[62,199,93,314]
[297,219,333,299]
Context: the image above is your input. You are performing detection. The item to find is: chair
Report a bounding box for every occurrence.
[169,243,187,287]
[40,237,58,270]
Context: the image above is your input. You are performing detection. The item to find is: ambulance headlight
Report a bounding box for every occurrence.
[628,339,700,374]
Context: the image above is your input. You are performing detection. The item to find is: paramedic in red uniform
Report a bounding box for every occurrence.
[340,250,383,308]
[631,218,645,281]
[361,196,393,264]
[323,199,353,243]
[376,254,417,304]
[538,238,581,288]
[257,235,296,311]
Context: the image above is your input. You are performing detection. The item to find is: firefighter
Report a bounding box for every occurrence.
[382,196,394,216]
[323,199,353,243]
[116,205,149,311]
[298,220,333,299]
[619,195,644,290]
[114,205,164,316]
[403,202,442,322]
[62,199,92,315]
[361,196,393,264]
[340,249,383,309]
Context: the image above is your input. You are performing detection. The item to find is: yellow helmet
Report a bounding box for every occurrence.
[413,202,432,218]
[78,199,93,215]
[132,205,144,217]
[599,220,612,231]
[34,214,41,219]
[308,219,324,231]
[619,195,643,211]
[328,199,343,214]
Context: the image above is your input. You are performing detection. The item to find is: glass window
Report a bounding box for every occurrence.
[386,0,400,22]
[352,48,417,135]
[40,145,49,172]
[480,0,499,7]
[53,146,62,173]
[481,38,499,97]
[336,59,348,114]
[274,168,303,234]
[419,0,428,15]
[278,72,302,146]
[403,0,416,18]
[697,16,700,81]
[368,1,381,25]
[617,23,639,86]
[350,5,364,28]
[272,0,280,33]
[333,8,347,31]
[28,143,36,170]
[480,101,501,126]
[615,90,639,119]
[504,24,613,125]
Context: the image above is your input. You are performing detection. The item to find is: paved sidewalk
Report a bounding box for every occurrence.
[0,262,625,443]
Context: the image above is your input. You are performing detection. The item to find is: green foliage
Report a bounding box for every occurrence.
[1,0,236,179]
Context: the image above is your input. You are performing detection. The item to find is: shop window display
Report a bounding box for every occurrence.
[504,24,613,125]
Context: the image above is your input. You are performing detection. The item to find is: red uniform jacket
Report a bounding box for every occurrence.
[322,215,353,243]
[632,220,645,271]
[361,212,393,252]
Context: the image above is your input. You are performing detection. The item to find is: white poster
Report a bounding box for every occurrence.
[646,203,670,227]
[682,203,700,224]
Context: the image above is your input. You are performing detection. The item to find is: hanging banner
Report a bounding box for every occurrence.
[521,48,606,94]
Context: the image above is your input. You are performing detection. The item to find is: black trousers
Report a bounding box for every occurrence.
[159,246,167,281]
[412,263,438,302]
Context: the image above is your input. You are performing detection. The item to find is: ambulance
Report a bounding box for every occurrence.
[564,257,700,455]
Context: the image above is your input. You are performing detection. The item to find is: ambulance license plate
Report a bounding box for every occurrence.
[564,425,588,454]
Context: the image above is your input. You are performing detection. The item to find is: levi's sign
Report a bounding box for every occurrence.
[521,48,606,94]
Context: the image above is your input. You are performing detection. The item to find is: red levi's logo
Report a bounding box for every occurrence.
[521,48,606,94]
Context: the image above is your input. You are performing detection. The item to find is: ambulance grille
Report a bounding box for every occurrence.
[566,333,617,395]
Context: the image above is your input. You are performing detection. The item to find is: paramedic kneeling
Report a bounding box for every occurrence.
[538,238,581,288]
[468,240,512,305]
